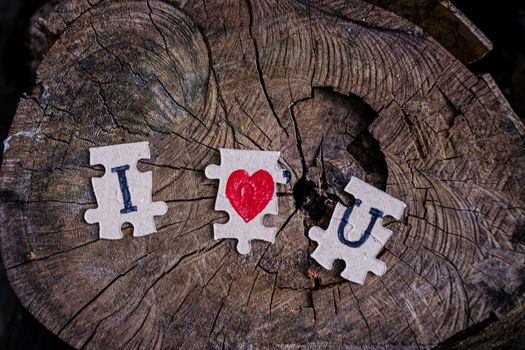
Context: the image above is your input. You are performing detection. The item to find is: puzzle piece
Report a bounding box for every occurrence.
[85,141,168,239]
[205,148,290,254]
[308,177,406,284]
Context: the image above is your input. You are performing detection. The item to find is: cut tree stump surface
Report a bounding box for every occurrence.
[1,0,524,349]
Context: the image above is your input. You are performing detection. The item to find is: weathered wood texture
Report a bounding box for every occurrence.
[1,0,524,349]
[366,0,493,64]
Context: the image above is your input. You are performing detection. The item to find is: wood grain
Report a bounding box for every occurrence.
[0,0,524,348]
[365,0,493,64]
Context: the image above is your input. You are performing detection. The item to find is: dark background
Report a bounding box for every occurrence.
[0,1,524,349]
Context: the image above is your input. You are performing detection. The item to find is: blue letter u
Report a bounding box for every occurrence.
[337,199,384,248]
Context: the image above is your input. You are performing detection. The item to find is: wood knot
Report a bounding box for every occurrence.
[25,251,37,262]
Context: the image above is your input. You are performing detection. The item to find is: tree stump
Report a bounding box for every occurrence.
[1,0,524,348]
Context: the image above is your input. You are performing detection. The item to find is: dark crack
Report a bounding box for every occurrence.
[246,0,289,137]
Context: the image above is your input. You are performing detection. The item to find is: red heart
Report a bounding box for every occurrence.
[225,169,275,223]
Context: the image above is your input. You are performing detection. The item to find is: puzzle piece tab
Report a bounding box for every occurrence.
[85,142,168,239]
[308,177,406,284]
[205,148,290,254]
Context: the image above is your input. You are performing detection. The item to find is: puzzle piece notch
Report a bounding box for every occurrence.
[85,141,168,239]
[308,176,406,284]
[205,148,290,254]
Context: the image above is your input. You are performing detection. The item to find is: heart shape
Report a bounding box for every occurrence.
[225,169,275,223]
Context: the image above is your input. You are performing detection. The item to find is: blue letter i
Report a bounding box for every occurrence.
[111,165,137,214]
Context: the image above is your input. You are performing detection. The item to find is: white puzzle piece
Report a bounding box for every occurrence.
[205,148,290,254]
[85,141,168,239]
[308,177,406,284]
